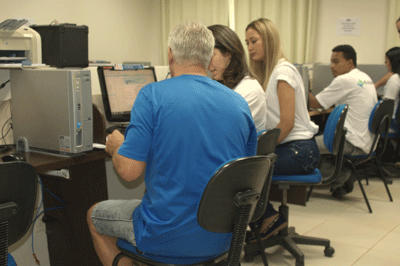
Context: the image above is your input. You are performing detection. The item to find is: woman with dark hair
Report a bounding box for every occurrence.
[375,17,400,89]
[383,47,400,122]
[208,24,266,133]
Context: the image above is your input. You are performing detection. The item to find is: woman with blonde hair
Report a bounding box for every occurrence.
[245,18,319,241]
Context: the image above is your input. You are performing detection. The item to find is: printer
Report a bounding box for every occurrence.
[0,19,42,65]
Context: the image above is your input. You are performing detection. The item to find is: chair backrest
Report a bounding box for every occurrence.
[256,128,281,156]
[250,128,280,223]
[321,104,349,184]
[197,155,271,233]
[323,104,348,155]
[394,99,400,125]
[368,98,394,157]
[0,162,37,252]
[369,99,394,134]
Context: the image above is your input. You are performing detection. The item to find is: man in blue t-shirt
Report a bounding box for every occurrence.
[87,21,257,265]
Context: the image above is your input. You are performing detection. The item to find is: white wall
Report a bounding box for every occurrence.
[1,0,163,65]
[314,0,390,64]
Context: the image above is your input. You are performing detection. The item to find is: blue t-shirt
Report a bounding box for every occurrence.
[118,75,257,263]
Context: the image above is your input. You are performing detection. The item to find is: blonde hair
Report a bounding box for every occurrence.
[246,18,285,91]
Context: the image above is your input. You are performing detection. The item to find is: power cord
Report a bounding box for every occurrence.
[31,176,66,265]
[0,100,12,149]
[0,79,10,90]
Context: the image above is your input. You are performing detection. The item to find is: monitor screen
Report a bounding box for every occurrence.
[98,67,157,122]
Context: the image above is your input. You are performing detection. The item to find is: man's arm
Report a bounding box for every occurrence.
[375,71,393,89]
[105,130,146,182]
[308,92,323,109]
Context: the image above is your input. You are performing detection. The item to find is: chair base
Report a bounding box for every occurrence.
[244,226,334,266]
[244,205,334,266]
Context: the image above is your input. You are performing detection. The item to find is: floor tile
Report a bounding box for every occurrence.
[394,223,400,233]
[246,241,367,266]
[243,178,400,266]
[331,201,400,231]
[352,250,400,266]
[304,218,388,249]
[371,231,400,254]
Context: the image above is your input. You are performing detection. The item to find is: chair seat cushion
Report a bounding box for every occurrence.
[272,168,322,184]
[116,238,221,265]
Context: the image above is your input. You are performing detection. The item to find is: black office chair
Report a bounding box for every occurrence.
[112,155,274,266]
[307,104,349,200]
[244,127,337,265]
[0,162,38,266]
[245,128,280,266]
[344,99,394,213]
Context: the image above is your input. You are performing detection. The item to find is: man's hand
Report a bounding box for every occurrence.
[105,130,124,157]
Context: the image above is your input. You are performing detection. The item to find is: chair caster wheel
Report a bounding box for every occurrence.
[295,260,304,266]
[243,253,254,262]
[324,246,335,257]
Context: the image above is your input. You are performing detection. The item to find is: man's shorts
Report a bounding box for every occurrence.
[91,199,141,245]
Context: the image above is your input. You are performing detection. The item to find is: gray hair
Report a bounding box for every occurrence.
[167,21,215,69]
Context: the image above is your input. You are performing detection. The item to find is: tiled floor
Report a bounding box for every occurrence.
[241,171,400,266]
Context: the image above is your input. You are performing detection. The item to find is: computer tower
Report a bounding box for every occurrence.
[10,68,93,154]
[30,24,89,68]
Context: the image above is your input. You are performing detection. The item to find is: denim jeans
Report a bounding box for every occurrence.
[92,199,141,246]
[273,138,320,175]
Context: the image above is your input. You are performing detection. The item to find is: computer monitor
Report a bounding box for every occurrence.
[98,66,157,122]
[311,64,333,96]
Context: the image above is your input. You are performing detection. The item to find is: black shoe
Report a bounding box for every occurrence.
[332,186,347,199]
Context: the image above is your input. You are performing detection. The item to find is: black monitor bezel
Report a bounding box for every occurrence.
[97,66,157,122]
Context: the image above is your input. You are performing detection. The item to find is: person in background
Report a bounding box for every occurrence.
[245,18,319,242]
[383,47,400,124]
[382,47,400,162]
[207,24,266,133]
[309,44,378,198]
[374,17,400,89]
[87,21,257,266]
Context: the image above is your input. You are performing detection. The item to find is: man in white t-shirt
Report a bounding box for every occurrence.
[309,44,378,198]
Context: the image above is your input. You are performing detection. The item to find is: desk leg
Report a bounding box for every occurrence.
[40,159,108,266]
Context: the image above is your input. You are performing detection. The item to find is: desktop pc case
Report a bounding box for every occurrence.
[30,24,89,68]
[10,68,93,154]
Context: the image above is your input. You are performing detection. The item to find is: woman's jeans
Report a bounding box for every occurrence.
[273,138,320,175]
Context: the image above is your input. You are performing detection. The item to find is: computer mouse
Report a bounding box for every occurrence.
[1,152,26,162]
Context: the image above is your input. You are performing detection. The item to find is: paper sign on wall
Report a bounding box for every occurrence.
[337,18,360,36]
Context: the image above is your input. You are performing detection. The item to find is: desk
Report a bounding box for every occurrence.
[2,147,109,266]
[309,107,334,134]
[308,107,334,117]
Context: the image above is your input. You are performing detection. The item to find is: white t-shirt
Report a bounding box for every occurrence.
[234,75,267,133]
[316,68,378,154]
[383,73,400,119]
[265,59,319,143]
